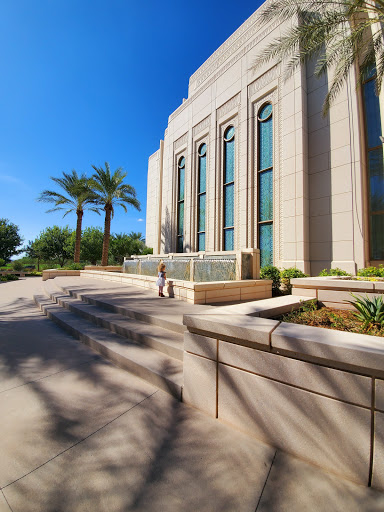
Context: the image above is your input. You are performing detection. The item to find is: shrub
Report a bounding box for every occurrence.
[63,262,84,270]
[260,265,281,291]
[12,260,24,271]
[1,274,19,282]
[0,258,5,267]
[319,267,351,276]
[346,293,384,329]
[280,267,308,294]
[357,266,384,278]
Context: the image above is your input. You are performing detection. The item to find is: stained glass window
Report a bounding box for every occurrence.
[224,126,235,250]
[197,143,207,251]
[363,70,384,260]
[177,156,185,252]
[258,103,273,266]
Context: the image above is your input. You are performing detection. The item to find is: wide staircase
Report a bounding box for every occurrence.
[33,277,196,399]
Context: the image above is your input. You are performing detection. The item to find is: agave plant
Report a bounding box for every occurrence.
[346,293,384,329]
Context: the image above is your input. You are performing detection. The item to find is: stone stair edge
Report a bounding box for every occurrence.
[34,294,183,399]
[44,280,186,334]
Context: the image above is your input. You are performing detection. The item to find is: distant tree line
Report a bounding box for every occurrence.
[22,226,152,270]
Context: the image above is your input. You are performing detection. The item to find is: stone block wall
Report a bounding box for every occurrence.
[183,301,384,487]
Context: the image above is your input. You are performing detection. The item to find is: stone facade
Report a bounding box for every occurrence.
[146,3,383,276]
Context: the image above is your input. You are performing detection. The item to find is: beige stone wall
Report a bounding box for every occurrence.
[146,143,164,253]
[183,303,384,487]
[147,3,369,274]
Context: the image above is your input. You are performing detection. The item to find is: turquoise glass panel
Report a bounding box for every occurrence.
[370,214,384,260]
[179,156,185,168]
[224,228,234,251]
[178,167,185,201]
[225,126,235,141]
[199,143,207,156]
[178,202,184,235]
[259,103,272,120]
[224,183,234,228]
[224,138,235,183]
[363,79,382,149]
[198,193,206,231]
[259,116,273,170]
[259,223,273,267]
[259,170,273,221]
[198,232,205,251]
[368,148,384,213]
[177,236,183,253]
[199,155,206,193]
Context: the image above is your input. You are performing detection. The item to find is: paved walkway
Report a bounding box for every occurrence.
[1,277,384,511]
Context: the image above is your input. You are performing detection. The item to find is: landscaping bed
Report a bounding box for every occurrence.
[275,300,384,337]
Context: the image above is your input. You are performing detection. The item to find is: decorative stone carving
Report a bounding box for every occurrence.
[174,133,188,150]
[248,65,280,97]
[217,94,241,119]
[193,116,211,136]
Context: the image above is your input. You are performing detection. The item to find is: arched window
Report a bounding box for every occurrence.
[362,69,384,260]
[258,103,273,267]
[177,156,185,253]
[223,126,235,250]
[197,143,207,251]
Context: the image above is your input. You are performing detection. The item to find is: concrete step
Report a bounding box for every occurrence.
[46,289,184,361]
[34,293,183,399]
[53,280,187,334]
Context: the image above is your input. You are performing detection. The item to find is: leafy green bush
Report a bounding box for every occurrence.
[280,267,308,294]
[12,260,24,271]
[63,262,84,270]
[319,267,351,276]
[357,266,384,278]
[0,258,5,267]
[0,274,19,282]
[346,294,384,329]
[260,265,281,291]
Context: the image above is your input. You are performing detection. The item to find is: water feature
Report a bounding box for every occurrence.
[193,258,237,282]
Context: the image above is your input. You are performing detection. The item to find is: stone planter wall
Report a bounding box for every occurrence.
[80,270,272,304]
[291,276,384,309]
[182,298,384,488]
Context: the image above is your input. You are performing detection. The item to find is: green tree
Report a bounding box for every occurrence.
[36,226,74,267]
[110,233,133,264]
[24,239,45,271]
[0,219,23,263]
[128,231,145,242]
[253,0,384,114]
[80,227,104,265]
[91,162,140,266]
[37,170,99,263]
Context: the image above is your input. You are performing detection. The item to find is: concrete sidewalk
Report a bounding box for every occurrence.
[1,277,384,511]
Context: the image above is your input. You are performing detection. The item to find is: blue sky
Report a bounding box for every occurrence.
[0,0,261,248]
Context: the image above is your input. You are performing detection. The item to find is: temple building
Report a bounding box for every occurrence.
[146,4,384,276]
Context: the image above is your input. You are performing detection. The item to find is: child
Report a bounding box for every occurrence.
[156,263,166,297]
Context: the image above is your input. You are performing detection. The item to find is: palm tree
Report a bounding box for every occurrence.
[128,231,145,242]
[253,0,384,114]
[38,170,99,263]
[91,162,140,266]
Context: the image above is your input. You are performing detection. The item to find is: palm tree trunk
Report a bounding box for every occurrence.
[74,210,83,263]
[101,206,112,266]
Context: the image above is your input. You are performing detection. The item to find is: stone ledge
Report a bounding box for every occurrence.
[79,270,272,304]
[272,322,384,377]
[183,314,278,347]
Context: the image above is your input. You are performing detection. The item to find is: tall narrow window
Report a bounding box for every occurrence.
[362,69,384,260]
[258,103,273,267]
[177,156,185,253]
[223,126,235,250]
[197,143,207,251]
